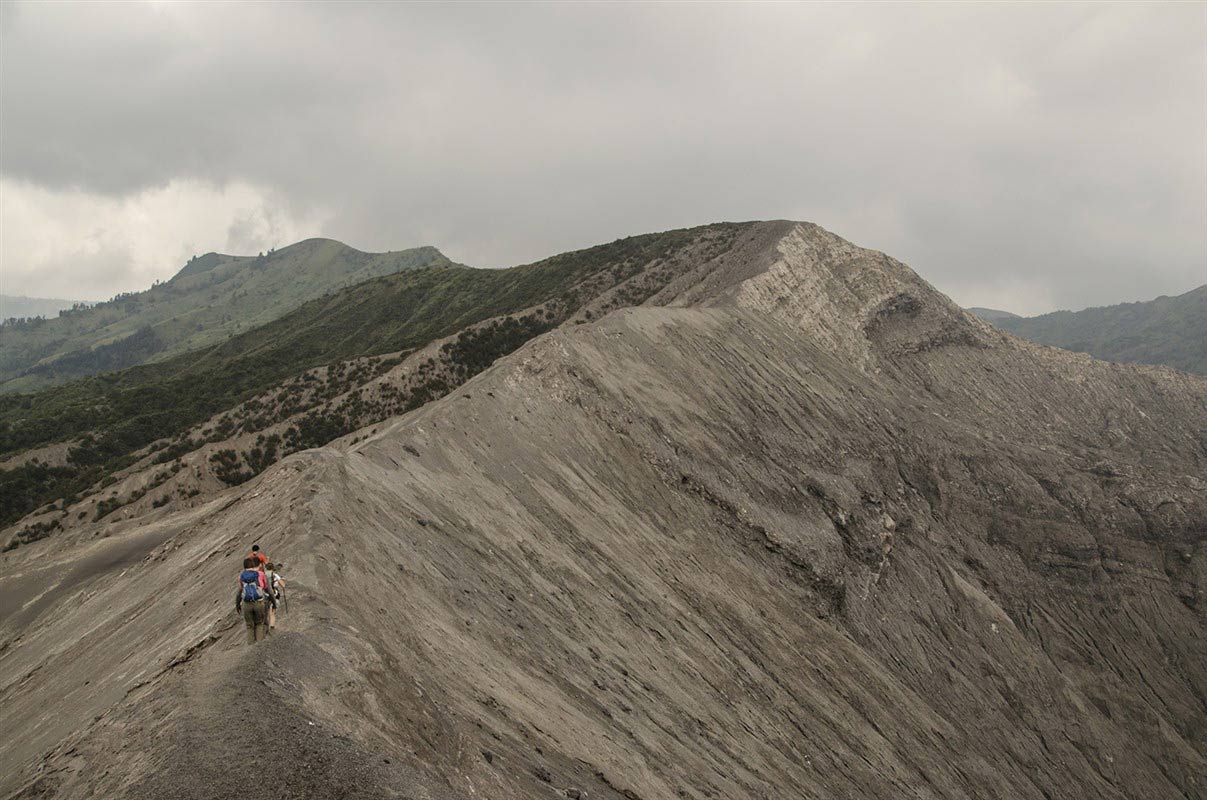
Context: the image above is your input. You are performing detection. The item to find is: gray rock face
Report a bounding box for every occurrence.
[1,223,1204,799]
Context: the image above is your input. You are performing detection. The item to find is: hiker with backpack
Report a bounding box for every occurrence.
[236,556,277,643]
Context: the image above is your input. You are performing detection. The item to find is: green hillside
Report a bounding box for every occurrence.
[0,239,451,392]
[0,223,741,531]
[984,286,1206,375]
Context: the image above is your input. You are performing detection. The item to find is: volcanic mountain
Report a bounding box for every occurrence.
[1,222,1204,800]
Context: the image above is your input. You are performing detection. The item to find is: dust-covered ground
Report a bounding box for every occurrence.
[2,223,1204,799]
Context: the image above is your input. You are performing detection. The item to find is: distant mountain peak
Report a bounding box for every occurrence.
[1,241,452,392]
[705,221,987,369]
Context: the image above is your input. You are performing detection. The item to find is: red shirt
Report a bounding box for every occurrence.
[248,552,268,566]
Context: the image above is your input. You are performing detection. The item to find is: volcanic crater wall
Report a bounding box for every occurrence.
[1,222,1204,800]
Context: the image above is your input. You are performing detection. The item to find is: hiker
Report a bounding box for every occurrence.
[236,557,276,643]
[247,544,268,567]
[264,562,285,632]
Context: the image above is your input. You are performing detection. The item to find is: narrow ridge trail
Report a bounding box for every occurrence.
[2,223,1204,799]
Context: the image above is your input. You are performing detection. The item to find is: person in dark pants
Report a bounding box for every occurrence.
[236,557,275,643]
[264,562,284,632]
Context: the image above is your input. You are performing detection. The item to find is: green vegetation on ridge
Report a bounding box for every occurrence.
[976,286,1206,375]
[0,240,451,392]
[0,224,743,533]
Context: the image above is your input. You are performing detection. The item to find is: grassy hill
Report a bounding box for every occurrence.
[975,286,1206,375]
[0,240,451,392]
[0,223,742,534]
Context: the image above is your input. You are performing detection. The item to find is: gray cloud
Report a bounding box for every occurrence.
[1,1,1204,313]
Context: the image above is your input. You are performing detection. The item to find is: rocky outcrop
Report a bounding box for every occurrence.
[1,223,1203,799]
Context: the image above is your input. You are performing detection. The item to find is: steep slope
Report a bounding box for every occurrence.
[0,240,451,393]
[1,223,1204,800]
[978,285,1207,375]
[0,224,744,534]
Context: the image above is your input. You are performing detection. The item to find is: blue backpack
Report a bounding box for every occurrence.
[240,569,263,602]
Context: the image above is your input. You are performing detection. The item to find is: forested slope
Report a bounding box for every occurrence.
[974,285,1206,374]
[0,239,450,392]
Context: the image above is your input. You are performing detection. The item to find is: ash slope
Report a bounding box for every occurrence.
[2,223,1205,800]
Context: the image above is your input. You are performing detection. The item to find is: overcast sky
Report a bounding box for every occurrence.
[1,2,1204,314]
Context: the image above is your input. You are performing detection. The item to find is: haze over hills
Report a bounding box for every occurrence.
[0,239,452,393]
[0,295,89,322]
[970,285,1207,374]
[965,306,1020,322]
[1,222,1203,799]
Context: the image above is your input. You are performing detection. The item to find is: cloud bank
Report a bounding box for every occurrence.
[2,2,1204,312]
